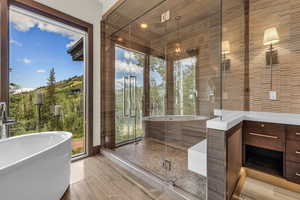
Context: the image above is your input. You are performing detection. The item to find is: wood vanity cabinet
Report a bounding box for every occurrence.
[244,121,285,152]
[243,121,300,184]
[286,125,300,184]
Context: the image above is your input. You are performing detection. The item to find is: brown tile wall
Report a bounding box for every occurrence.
[146,11,222,117]
[207,128,227,200]
[249,0,300,113]
[207,123,243,200]
[222,0,246,111]
[144,119,207,149]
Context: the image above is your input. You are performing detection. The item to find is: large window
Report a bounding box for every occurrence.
[8,6,88,156]
[149,56,166,116]
[174,57,197,115]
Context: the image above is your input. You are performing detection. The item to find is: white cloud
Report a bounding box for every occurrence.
[10,39,22,47]
[10,10,82,49]
[10,11,36,32]
[115,60,144,89]
[12,88,34,94]
[66,40,78,48]
[115,78,124,90]
[20,58,32,64]
[22,58,32,64]
[115,60,143,74]
[36,69,46,73]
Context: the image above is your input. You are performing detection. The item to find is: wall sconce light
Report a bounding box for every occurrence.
[264,27,280,92]
[222,41,231,71]
[140,23,148,29]
[264,27,279,66]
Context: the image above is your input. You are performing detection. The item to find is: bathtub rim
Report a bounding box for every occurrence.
[0,131,72,175]
[143,115,208,122]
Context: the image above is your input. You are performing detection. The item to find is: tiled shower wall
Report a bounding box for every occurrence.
[249,0,300,113]
[222,0,246,111]
[150,11,222,117]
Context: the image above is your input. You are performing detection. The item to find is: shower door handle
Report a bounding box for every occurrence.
[129,75,137,118]
[123,76,129,117]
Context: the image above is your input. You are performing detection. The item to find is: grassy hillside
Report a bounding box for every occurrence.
[9,75,84,154]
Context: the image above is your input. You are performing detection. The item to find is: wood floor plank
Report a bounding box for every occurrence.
[62,156,157,200]
[91,157,152,200]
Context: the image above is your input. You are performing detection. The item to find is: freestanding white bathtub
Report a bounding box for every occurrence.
[0,131,72,200]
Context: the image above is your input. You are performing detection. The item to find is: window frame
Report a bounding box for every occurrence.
[0,0,94,158]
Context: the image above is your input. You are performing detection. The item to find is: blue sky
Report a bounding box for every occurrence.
[115,47,144,89]
[115,47,166,89]
[9,10,84,89]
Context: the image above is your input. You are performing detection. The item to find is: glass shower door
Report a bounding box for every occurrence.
[115,46,144,145]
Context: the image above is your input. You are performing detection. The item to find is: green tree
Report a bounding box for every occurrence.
[43,68,56,129]
[149,56,166,115]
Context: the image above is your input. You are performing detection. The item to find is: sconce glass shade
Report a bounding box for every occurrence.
[263,27,280,45]
[222,41,230,54]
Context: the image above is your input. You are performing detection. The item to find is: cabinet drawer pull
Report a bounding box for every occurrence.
[296,151,300,154]
[296,133,300,136]
[248,132,279,139]
[296,173,300,177]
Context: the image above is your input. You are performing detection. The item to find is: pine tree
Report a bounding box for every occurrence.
[43,68,56,130]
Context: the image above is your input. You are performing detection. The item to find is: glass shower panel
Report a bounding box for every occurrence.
[106,0,222,199]
[115,46,144,144]
[174,57,197,115]
[114,33,168,179]
[221,0,246,116]
[149,56,166,116]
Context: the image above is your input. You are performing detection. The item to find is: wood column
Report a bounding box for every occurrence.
[101,20,116,149]
[243,0,250,111]
[100,20,106,147]
[0,0,9,102]
[207,123,242,200]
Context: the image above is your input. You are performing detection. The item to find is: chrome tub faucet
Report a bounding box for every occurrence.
[0,102,15,139]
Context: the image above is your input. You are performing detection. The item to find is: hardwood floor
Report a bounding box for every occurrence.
[61,156,173,200]
[238,177,300,200]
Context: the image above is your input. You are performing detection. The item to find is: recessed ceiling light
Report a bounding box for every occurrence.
[117,37,123,42]
[140,23,148,29]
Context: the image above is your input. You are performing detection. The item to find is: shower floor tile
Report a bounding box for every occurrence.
[112,138,207,199]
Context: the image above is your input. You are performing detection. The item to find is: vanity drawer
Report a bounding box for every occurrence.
[286,140,300,163]
[244,121,285,152]
[286,161,300,184]
[287,125,300,141]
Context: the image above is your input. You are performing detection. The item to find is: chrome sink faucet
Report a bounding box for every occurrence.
[0,102,15,139]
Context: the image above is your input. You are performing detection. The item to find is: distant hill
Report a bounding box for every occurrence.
[10,75,83,96]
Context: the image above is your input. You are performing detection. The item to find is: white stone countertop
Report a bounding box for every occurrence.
[207,110,300,131]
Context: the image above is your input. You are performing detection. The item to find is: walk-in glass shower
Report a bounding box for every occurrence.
[101,0,228,198]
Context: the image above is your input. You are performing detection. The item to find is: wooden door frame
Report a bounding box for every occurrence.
[0,0,94,156]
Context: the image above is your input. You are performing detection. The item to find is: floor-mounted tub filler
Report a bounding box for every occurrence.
[0,132,72,200]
